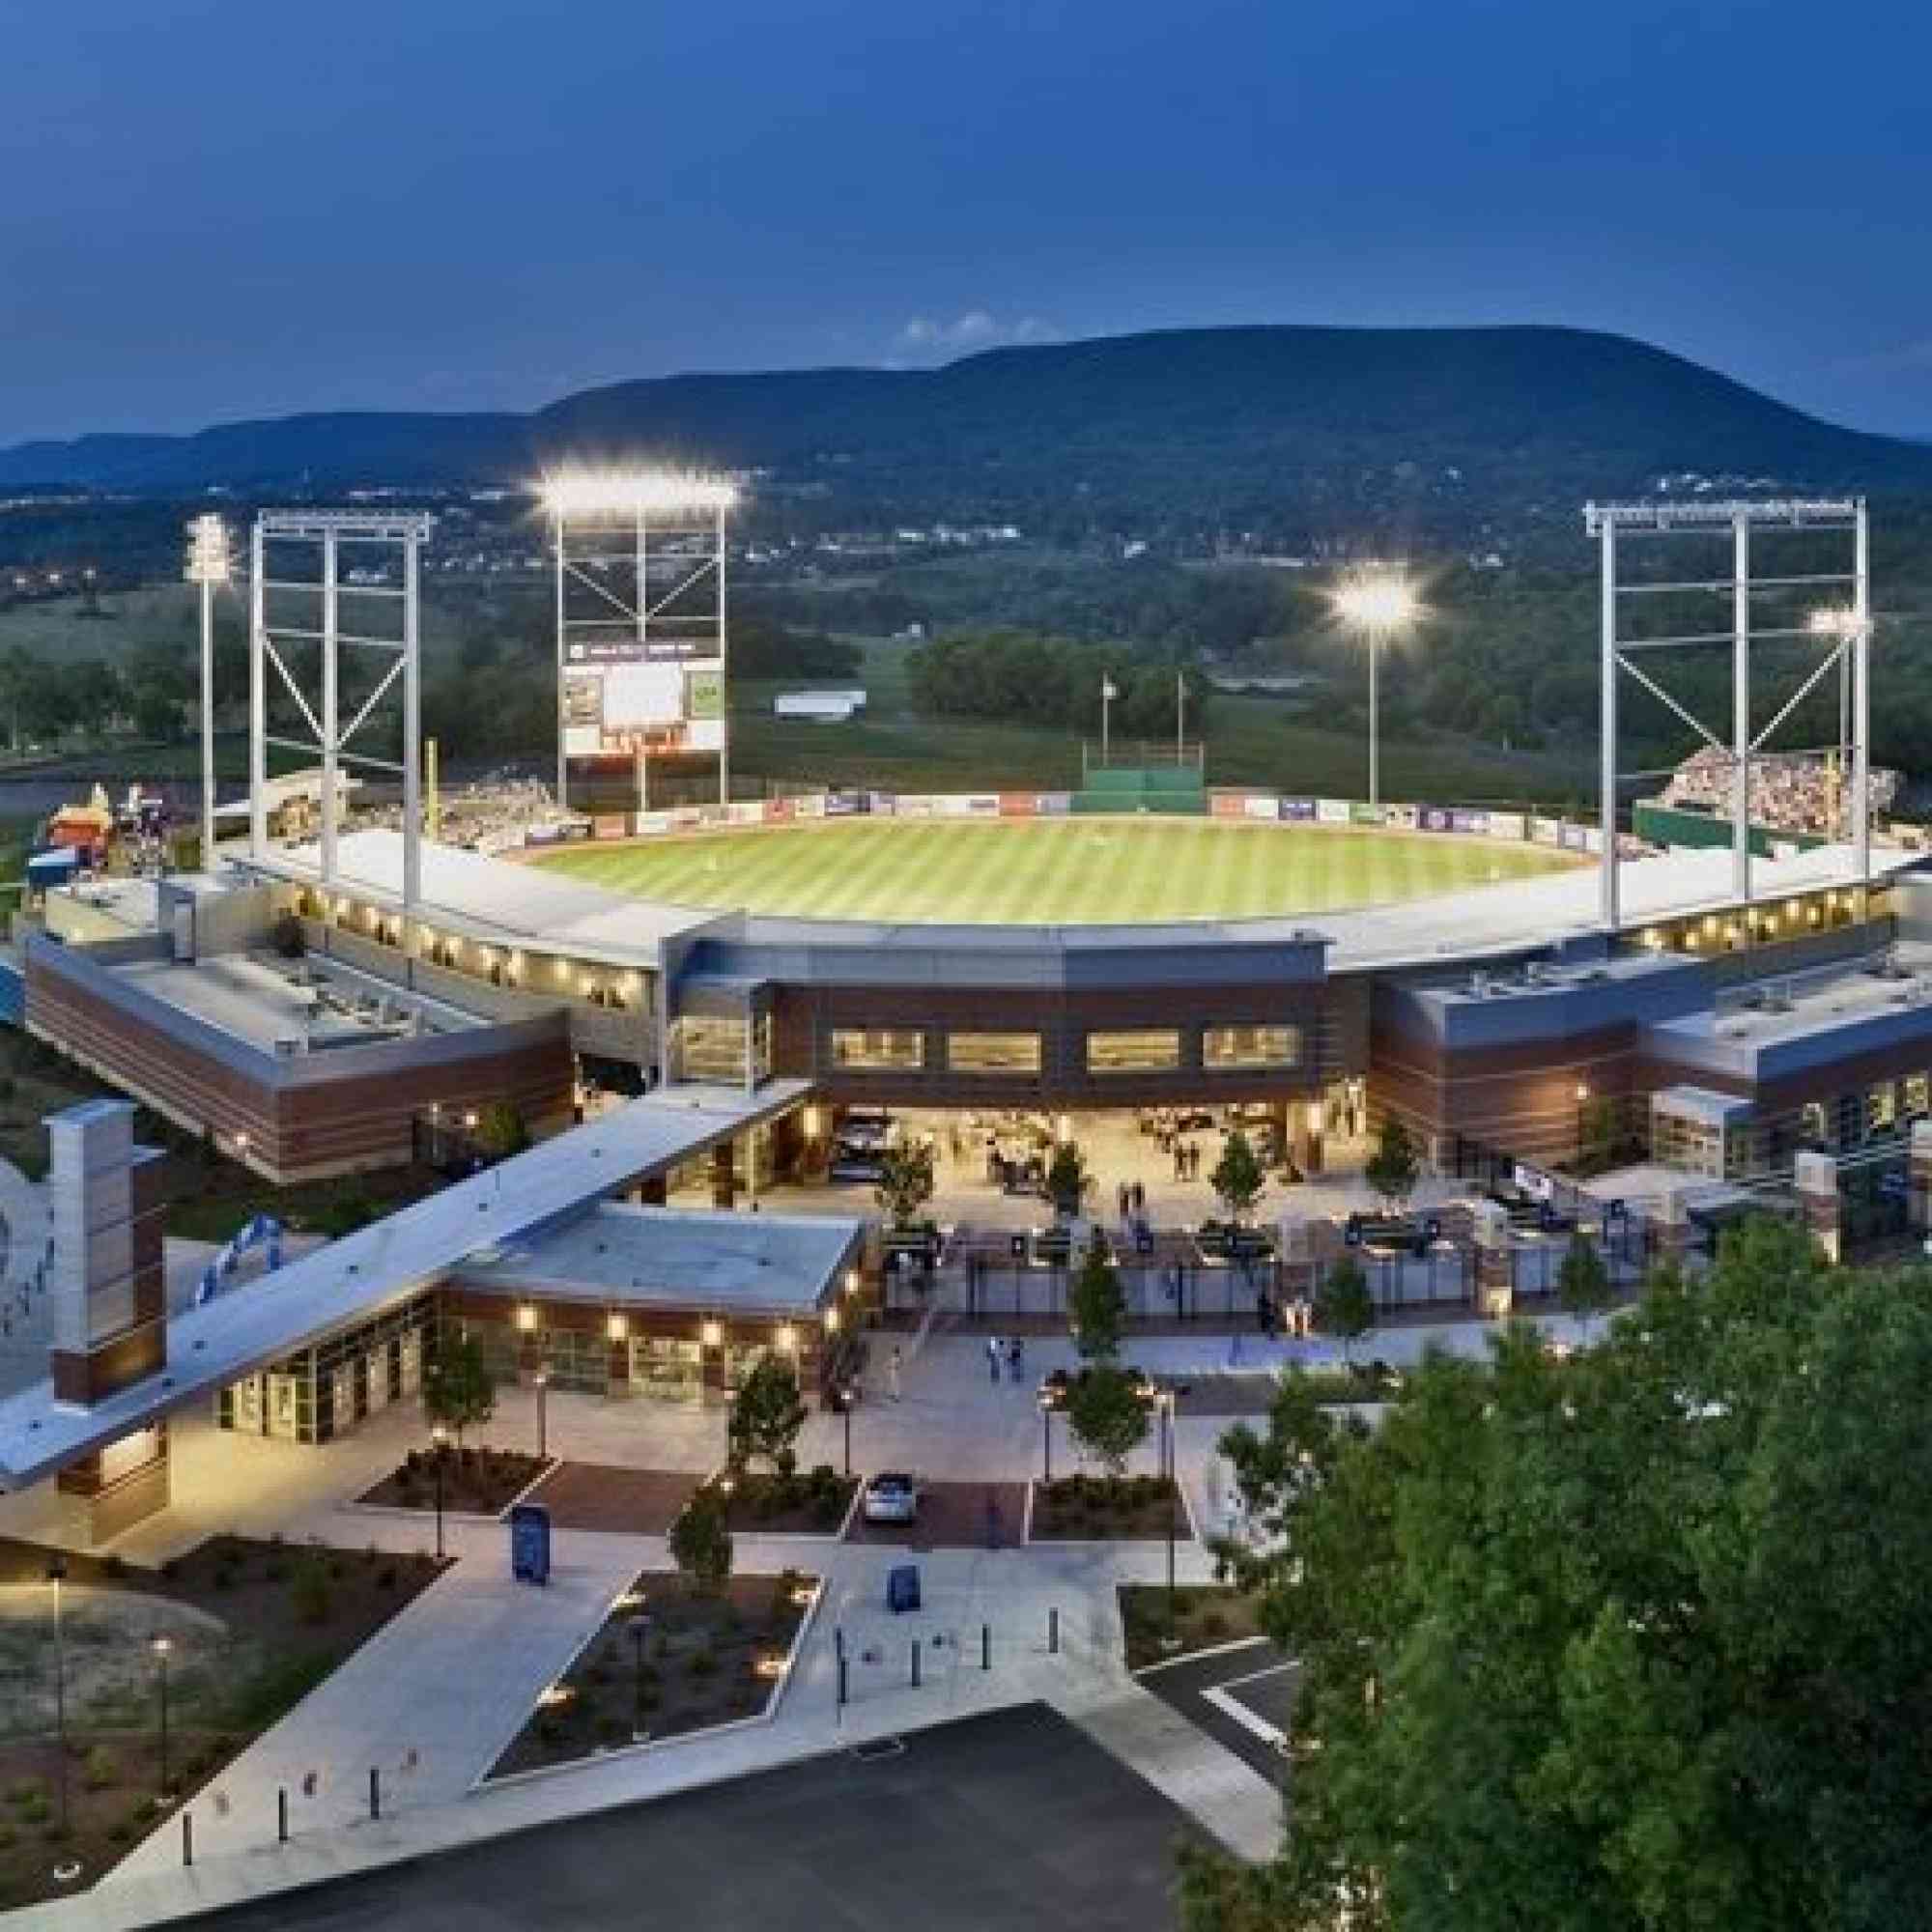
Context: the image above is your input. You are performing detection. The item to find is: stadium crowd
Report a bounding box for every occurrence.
[1660,748,1900,837]
[353,776,586,854]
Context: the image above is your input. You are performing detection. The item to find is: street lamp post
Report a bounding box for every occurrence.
[839,1386,853,1480]
[629,1612,651,1736]
[152,1635,172,1799]
[1040,1396,1053,1485]
[1331,569,1420,810]
[46,1555,67,1833]
[1160,1390,1178,1636]
[534,1370,549,1462]
[431,1423,448,1560]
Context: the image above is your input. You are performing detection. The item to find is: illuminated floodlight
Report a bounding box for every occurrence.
[184,513,232,585]
[1331,569,1419,634]
[539,468,738,520]
[1807,605,1863,639]
[1328,566,1419,808]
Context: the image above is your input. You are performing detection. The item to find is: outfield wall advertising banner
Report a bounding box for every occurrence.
[1531,816,1563,846]
[1350,803,1384,826]
[593,814,628,839]
[1280,797,1317,821]
[1210,792,1248,818]
[1243,794,1279,821]
[1559,822,1590,852]
[1488,810,1525,841]
[1385,805,1419,831]
[792,794,826,820]
[1449,810,1488,835]
[1420,808,1452,832]
[726,802,765,827]
[999,793,1038,817]
[1317,799,1350,825]
[1037,792,1073,815]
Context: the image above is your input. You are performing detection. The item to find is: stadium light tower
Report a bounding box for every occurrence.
[1331,567,1419,808]
[542,468,738,814]
[184,514,233,871]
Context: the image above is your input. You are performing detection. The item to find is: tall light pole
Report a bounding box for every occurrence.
[534,1369,549,1462]
[152,1634,172,1799]
[46,1555,68,1833]
[185,515,232,873]
[431,1422,448,1560]
[1331,569,1420,810]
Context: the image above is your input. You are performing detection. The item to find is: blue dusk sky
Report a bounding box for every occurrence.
[2,0,1928,441]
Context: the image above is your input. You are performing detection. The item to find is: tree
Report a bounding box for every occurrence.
[668,1487,734,1596]
[1069,1235,1127,1362]
[1362,1115,1420,1209]
[1556,1227,1612,1339]
[1185,1220,1932,1932]
[727,1351,808,1477]
[422,1331,495,1446]
[473,1101,529,1162]
[1210,1130,1265,1227]
[873,1134,935,1229]
[1046,1139,1090,1219]
[1312,1255,1374,1366]
[1065,1364,1151,1479]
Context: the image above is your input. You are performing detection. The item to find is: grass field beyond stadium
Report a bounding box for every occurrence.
[528,819,1578,924]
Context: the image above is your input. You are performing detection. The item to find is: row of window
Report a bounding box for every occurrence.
[829,1024,1302,1076]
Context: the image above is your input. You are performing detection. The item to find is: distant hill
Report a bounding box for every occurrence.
[6,326,1930,541]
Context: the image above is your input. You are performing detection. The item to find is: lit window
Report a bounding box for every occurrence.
[1085,1031,1181,1073]
[830,1029,924,1071]
[948,1033,1041,1075]
[1203,1025,1301,1070]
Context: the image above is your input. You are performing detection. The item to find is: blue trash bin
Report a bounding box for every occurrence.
[887,1563,921,1614]
[509,1503,552,1585]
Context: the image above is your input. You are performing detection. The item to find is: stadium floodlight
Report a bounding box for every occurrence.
[184,514,233,873]
[538,468,738,519]
[1330,567,1419,808]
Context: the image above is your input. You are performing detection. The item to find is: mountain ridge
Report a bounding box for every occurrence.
[5,325,1928,537]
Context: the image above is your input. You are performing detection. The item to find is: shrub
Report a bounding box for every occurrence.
[15,1792,46,1825]
[1199,1610,1232,1641]
[107,1819,133,1846]
[42,1820,71,1844]
[0,1824,15,1850]
[81,1746,118,1792]
[595,1716,628,1746]
[376,1566,397,1590]
[6,1779,42,1808]
[292,1556,332,1625]
[688,1647,719,1679]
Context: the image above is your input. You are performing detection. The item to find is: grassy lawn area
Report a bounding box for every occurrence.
[488,1570,814,1775]
[0,1534,444,1907]
[530,817,1575,923]
[1118,1582,1271,1670]
[0,1034,121,1181]
[156,1156,447,1246]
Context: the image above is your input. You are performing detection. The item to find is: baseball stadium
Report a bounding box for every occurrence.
[9,487,1932,1549]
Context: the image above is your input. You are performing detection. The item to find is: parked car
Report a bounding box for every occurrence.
[863,1472,921,1523]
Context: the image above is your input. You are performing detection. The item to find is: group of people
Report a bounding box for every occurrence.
[983,1333,1028,1384]
[1661,746,1901,838]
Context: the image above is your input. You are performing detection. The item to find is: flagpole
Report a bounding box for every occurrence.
[1101,676,1112,767]
[1177,671,1186,761]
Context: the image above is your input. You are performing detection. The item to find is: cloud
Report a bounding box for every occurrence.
[893,310,1059,358]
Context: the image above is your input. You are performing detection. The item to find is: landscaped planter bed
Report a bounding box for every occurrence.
[1029,1474,1190,1542]
[487,1570,815,1776]
[357,1445,551,1517]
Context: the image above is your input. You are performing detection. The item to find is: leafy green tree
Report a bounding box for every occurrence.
[668,1488,734,1597]
[1312,1255,1375,1366]
[1065,1364,1151,1478]
[1069,1235,1127,1362]
[473,1100,529,1162]
[1209,1130,1265,1227]
[1185,1219,1932,1932]
[727,1351,809,1477]
[1556,1227,1612,1338]
[1362,1116,1420,1209]
[873,1134,936,1229]
[1046,1140,1090,1219]
[422,1331,495,1446]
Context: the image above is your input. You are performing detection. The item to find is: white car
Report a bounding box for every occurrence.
[862,1472,921,1524]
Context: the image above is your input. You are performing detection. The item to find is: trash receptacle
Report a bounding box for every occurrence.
[887,1563,921,1614]
[509,1502,552,1585]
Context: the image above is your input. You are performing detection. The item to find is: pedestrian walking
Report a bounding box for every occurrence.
[1009,1337,1025,1383]
[889,1346,902,1402]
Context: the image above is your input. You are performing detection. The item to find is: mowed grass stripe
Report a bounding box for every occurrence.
[532,821,1577,923]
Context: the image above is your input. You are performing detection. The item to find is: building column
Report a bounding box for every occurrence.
[46,1100,172,1544]
[1912,1122,1932,1237]
[639,1175,668,1207]
[710,1143,738,1211]
[1795,1150,1841,1264]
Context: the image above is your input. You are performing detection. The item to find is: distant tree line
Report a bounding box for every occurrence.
[905,630,1210,741]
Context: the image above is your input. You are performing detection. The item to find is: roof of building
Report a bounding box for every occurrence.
[451,1201,859,1320]
[0,1079,812,1488]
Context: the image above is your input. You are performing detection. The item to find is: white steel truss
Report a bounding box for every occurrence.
[249,509,433,926]
[551,496,729,810]
[1584,497,1869,933]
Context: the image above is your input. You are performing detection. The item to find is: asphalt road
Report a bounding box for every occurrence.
[183,1704,1206,1932]
[1139,1640,1297,1788]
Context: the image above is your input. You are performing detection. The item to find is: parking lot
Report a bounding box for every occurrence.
[1139,1637,1298,1786]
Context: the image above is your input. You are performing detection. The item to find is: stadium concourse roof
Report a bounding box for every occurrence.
[0,1080,813,1489]
[241,827,1922,976]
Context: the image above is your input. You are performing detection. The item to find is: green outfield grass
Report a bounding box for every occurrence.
[530,818,1577,924]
